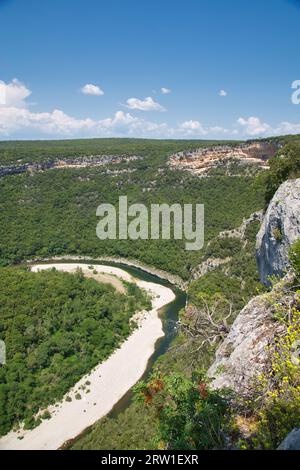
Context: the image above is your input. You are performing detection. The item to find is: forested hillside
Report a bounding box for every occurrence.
[0,138,237,165]
[0,267,149,436]
[0,139,264,279]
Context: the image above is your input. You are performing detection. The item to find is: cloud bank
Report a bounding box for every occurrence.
[1,79,300,140]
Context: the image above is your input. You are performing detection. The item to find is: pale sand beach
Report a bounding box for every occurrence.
[0,263,175,450]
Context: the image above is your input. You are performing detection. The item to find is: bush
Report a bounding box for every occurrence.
[290,239,300,279]
[263,142,300,203]
[41,410,51,420]
[134,372,231,450]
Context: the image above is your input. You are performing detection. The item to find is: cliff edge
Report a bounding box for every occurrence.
[256,178,300,285]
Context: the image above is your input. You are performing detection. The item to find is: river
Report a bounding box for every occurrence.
[0,259,186,450]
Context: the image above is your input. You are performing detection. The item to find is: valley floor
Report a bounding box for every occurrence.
[0,263,175,450]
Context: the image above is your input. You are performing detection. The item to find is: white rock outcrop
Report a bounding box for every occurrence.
[208,291,284,392]
[256,179,300,285]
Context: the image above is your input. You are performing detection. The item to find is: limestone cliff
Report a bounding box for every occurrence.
[208,178,300,393]
[0,154,142,177]
[208,279,288,392]
[256,178,300,285]
[168,141,278,175]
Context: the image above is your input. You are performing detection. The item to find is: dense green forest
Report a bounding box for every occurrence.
[0,139,264,279]
[0,138,239,165]
[0,267,150,436]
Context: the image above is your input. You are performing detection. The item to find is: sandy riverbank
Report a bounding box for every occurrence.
[0,263,175,450]
[25,255,188,290]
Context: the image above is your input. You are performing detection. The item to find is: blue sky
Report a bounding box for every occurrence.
[0,0,300,139]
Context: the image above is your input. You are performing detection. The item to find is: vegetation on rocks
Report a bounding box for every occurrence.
[290,239,300,278]
[134,372,230,450]
[235,273,300,450]
[261,141,300,203]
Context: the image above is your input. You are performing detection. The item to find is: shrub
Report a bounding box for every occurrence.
[41,410,51,420]
[134,372,231,450]
[272,227,283,242]
[263,142,300,203]
[290,239,300,279]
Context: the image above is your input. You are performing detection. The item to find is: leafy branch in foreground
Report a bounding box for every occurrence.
[134,372,231,450]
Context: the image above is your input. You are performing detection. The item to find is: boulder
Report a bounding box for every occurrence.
[278,428,300,450]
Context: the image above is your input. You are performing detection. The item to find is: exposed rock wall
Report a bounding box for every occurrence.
[168,141,278,175]
[208,278,289,392]
[256,179,300,285]
[0,155,142,177]
[191,257,231,280]
[191,211,263,281]
[219,211,263,240]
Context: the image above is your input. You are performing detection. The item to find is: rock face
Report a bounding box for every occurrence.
[208,289,285,393]
[191,257,231,280]
[191,211,264,281]
[0,155,142,178]
[208,179,300,394]
[219,211,263,241]
[256,179,300,285]
[278,428,300,450]
[168,141,278,175]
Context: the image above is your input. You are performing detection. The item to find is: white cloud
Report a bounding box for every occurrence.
[0,83,5,105]
[178,120,231,137]
[219,89,228,97]
[236,116,300,137]
[0,79,31,107]
[81,84,104,96]
[125,96,165,112]
[0,107,96,136]
[237,116,271,136]
[274,121,300,135]
[179,120,208,136]
[0,82,169,138]
[161,87,171,94]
